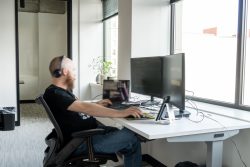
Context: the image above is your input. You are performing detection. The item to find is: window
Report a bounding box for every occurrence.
[243,1,250,106]
[102,0,118,78]
[180,0,238,103]
[104,16,118,77]
[174,0,250,110]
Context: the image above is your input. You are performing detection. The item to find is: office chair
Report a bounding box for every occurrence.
[36,94,118,167]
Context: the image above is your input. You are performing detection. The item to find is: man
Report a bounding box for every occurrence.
[43,56,143,167]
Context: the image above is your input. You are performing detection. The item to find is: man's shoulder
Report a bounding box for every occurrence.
[44,84,75,100]
[44,85,56,95]
[45,84,65,94]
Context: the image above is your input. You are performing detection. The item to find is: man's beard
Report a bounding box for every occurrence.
[65,77,75,91]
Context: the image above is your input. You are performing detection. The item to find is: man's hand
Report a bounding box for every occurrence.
[96,99,112,107]
[122,107,143,118]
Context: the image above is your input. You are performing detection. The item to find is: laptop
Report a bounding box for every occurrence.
[103,80,133,109]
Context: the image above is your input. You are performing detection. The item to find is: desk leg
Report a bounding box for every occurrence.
[206,141,223,167]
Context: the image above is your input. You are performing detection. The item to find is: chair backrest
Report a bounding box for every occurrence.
[36,94,64,147]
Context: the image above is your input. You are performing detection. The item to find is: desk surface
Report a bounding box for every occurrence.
[109,109,250,140]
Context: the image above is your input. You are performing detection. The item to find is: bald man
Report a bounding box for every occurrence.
[43,56,142,167]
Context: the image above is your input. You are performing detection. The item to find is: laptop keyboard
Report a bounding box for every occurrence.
[108,102,131,110]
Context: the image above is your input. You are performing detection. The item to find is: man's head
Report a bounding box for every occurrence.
[49,56,76,90]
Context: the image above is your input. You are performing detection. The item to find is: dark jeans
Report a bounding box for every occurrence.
[73,126,142,167]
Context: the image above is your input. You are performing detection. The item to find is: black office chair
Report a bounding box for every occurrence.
[36,94,118,167]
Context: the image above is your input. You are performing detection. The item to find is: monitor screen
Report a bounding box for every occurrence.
[131,56,164,98]
[163,53,185,111]
[103,80,130,102]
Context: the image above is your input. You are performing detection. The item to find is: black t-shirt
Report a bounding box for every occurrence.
[44,84,98,142]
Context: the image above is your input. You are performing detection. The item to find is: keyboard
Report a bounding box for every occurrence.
[125,112,155,120]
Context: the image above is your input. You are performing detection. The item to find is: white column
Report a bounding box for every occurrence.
[117,0,132,80]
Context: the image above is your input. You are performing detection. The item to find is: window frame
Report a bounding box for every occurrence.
[171,0,250,111]
[103,13,118,61]
[102,0,118,63]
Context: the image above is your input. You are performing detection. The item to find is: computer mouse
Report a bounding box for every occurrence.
[125,115,135,118]
[126,115,146,119]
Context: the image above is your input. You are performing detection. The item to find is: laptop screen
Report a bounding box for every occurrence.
[103,80,130,102]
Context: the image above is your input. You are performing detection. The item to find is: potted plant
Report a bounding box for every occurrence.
[89,57,112,84]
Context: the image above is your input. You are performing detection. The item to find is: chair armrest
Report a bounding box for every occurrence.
[72,128,105,138]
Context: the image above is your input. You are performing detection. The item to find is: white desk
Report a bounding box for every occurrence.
[97,109,250,167]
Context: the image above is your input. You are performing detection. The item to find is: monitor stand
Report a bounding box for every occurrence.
[166,109,191,118]
[141,96,160,106]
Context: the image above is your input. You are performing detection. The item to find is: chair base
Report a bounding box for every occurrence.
[63,156,107,167]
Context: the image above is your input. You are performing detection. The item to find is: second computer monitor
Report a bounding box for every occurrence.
[163,53,185,111]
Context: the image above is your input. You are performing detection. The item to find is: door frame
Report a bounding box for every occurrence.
[15,0,72,126]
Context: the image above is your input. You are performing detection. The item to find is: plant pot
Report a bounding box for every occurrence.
[96,74,105,85]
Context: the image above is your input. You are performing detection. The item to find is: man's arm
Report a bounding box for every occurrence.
[68,100,142,118]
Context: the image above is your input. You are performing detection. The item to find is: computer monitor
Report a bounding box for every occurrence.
[163,53,185,112]
[131,54,189,117]
[131,56,165,105]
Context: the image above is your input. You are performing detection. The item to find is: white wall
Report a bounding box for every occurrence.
[38,13,67,94]
[18,12,67,99]
[131,0,170,58]
[117,0,132,80]
[18,13,39,76]
[18,12,39,100]
[0,0,17,115]
[118,0,171,81]
[148,139,206,166]
[76,0,103,100]
[71,0,80,98]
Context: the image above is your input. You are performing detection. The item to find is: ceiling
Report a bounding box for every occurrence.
[18,0,67,14]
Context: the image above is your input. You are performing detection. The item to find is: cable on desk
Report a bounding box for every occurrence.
[185,89,195,96]
[185,100,205,123]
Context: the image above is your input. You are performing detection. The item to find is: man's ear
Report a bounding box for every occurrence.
[61,68,68,76]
